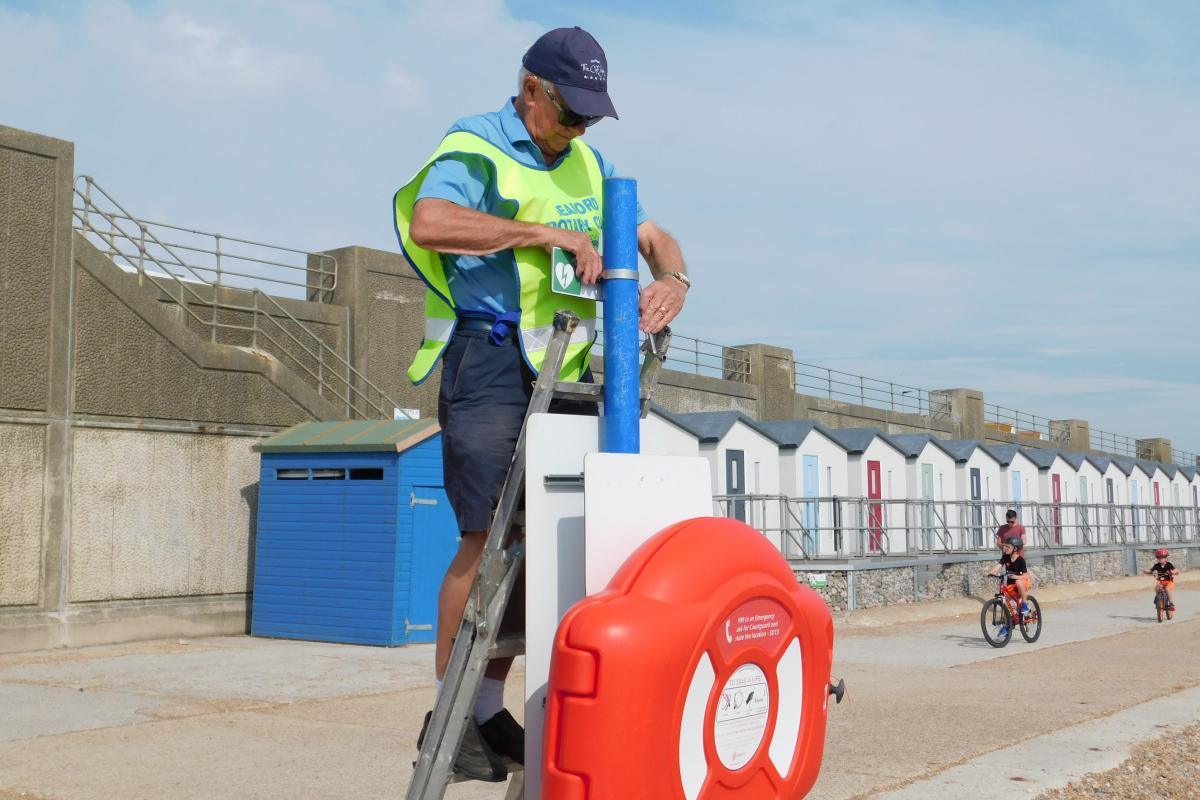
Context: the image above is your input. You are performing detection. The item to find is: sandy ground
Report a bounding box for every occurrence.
[0,581,1196,799]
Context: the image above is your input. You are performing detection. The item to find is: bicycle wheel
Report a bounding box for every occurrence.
[1019,596,1042,643]
[1156,591,1165,624]
[981,598,1012,648]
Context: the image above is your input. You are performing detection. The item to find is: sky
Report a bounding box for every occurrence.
[2,0,1198,453]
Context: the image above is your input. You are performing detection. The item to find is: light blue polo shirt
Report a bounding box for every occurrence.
[414,98,647,317]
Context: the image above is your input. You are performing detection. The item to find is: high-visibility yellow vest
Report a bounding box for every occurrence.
[393,131,603,385]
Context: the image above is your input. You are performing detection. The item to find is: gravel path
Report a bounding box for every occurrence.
[1037,721,1200,800]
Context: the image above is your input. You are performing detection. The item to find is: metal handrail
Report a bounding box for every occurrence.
[794,361,932,416]
[711,495,1200,560]
[73,176,403,420]
[984,403,1053,442]
[74,200,336,298]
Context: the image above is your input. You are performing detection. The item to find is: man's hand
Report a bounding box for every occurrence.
[638,276,686,333]
[545,228,602,285]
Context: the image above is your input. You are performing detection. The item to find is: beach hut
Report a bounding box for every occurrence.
[982,443,1043,512]
[673,410,782,537]
[1089,455,1132,542]
[942,440,1005,546]
[1139,460,1171,539]
[642,405,702,457]
[1111,457,1152,541]
[757,419,850,557]
[890,434,960,550]
[1021,448,1079,545]
[1061,452,1105,544]
[827,428,908,554]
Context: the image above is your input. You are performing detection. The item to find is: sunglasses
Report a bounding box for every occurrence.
[541,81,603,128]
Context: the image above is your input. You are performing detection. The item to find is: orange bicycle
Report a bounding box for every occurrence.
[981,571,1042,648]
[1154,575,1174,623]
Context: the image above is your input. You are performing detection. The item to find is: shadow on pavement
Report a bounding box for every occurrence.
[940,634,996,649]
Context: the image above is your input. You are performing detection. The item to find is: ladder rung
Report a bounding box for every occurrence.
[489,633,525,659]
[553,381,650,404]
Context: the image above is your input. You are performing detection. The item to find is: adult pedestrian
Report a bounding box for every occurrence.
[995,508,1027,550]
[393,26,690,781]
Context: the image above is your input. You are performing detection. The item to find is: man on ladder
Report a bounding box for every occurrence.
[392,25,691,786]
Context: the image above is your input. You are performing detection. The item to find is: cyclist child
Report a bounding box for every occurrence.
[1144,547,1179,611]
[987,536,1031,613]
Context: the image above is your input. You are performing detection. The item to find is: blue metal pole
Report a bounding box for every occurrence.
[601,177,640,454]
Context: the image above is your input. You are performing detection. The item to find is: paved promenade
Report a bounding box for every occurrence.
[0,578,1196,799]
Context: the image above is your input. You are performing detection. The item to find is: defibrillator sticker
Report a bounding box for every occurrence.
[713,663,771,770]
[550,247,603,301]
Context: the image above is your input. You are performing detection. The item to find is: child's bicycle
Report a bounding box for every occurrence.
[1153,576,1174,623]
[980,571,1042,648]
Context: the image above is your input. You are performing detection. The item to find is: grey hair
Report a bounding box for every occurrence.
[518,66,544,93]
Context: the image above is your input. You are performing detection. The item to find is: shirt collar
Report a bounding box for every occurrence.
[500,98,534,147]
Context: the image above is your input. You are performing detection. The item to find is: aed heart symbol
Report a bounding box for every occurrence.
[555,260,575,289]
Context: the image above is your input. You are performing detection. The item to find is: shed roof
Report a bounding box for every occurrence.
[1089,454,1113,472]
[1109,456,1142,476]
[1060,452,1105,472]
[941,439,1001,464]
[827,427,905,456]
[1137,459,1166,476]
[1180,466,1198,481]
[1020,447,1062,470]
[644,403,706,440]
[888,433,956,460]
[672,410,782,445]
[255,419,440,453]
[756,419,844,449]
[981,443,1020,466]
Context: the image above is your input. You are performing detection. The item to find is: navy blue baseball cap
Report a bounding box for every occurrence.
[522,27,618,120]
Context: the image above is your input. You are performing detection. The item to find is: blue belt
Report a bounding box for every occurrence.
[456,312,520,345]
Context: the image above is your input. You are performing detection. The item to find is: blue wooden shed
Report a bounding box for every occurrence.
[251,419,458,646]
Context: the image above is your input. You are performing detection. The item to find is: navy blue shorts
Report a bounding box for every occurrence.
[438,329,594,533]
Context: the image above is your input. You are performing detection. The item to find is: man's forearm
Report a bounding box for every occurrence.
[411,198,553,256]
[637,221,686,281]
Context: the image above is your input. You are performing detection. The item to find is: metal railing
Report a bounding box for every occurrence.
[794,362,935,416]
[984,404,1055,442]
[1173,448,1198,469]
[73,176,402,420]
[594,326,751,381]
[713,494,1200,560]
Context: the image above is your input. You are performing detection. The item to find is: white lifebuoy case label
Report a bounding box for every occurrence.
[713,663,771,770]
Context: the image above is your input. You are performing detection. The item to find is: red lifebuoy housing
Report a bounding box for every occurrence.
[542,517,835,799]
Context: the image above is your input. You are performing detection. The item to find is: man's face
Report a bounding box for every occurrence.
[1006,515,1017,525]
[523,77,587,156]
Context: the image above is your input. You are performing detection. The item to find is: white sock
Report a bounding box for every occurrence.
[474,678,505,724]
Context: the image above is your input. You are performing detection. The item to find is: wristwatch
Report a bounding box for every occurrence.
[667,271,691,290]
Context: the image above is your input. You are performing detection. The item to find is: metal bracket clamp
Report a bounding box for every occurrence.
[601,269,639,281]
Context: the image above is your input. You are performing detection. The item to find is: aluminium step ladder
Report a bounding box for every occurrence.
[406,310,672,800]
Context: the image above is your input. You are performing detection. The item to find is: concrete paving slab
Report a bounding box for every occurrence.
[872,686,1200,798]
[0,683,167,742]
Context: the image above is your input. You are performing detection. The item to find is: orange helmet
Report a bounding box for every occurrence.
[1154,548,1169,558]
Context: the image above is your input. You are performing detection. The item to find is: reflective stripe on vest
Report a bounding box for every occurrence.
[393,130,603,385]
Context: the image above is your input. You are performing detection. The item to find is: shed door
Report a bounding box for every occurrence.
[1079,476,1088,504]
[1130,479,1140,541]
[408,486,458,644]
[867,460,883,551]
[1011,470,1022,503]
[1153,482,1160,505]
[801,455,819,553]
[920,464,934,550]
[1194,485,1198,507]
[726,449,746,522]
[969,467,983,547]
[1106,478,1114,504]
[1051,474,1062,545]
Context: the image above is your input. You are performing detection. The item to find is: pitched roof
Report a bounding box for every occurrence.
[1137,459,1165,476]
[645,403,707,439]
[939,439,998,464]
[755,419,844,449]
[888,433,957,460]
[1060,452,1106,472]
[981,443,1020,466]
[672,410,783,445]
[1162,463,1179,479]
[1020,447,1062,470]
[1109,456,1142,476]
[1180,466,1198,481]
[826,427,906,456]
[1089,454,1112,472]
